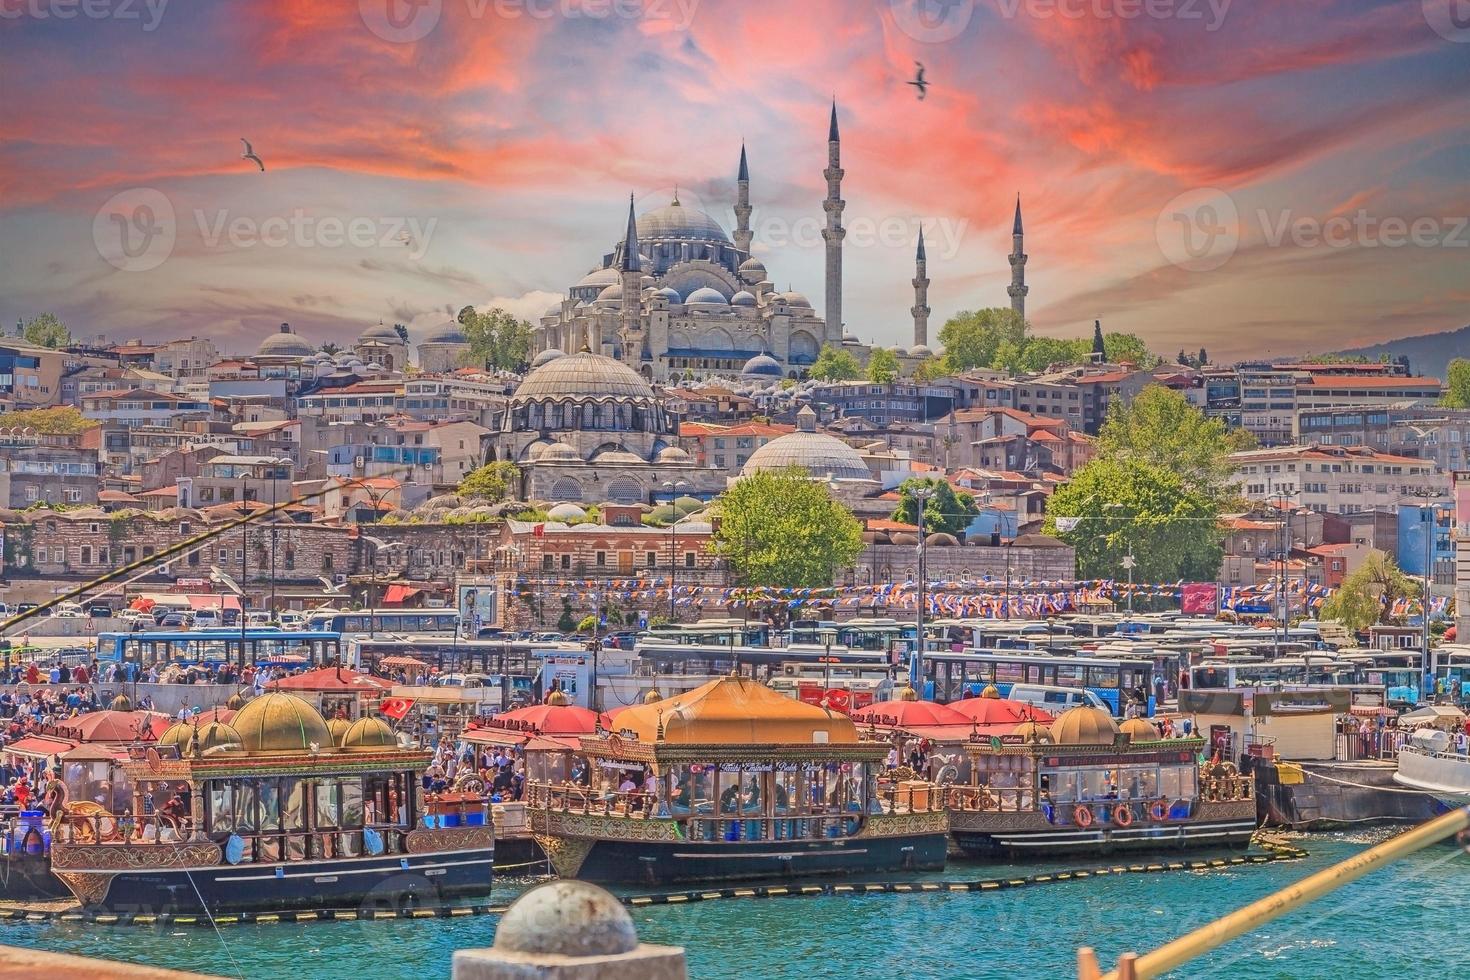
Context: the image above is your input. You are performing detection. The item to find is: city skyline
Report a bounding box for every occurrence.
[2,0,1468,363]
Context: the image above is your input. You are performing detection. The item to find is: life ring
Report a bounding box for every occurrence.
[1113,804,1134,827]
[1073,804,1093,828]
[1149,798,1168,822]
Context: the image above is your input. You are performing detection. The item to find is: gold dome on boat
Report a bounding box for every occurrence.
[109,693,133,711]
[226,692,251,710]
[158,722,193,749]
[326,716,353,746]
[643,689,662,704]
[193,721,243,756]
[232,692,332,754]
[341,716,397,752]
[892,685,919,702]
[1049,706,1120,746]
[1119,717,1160,743]
[1012,721,1053,744]
[979,684,1000,699]
[546,690,572,707]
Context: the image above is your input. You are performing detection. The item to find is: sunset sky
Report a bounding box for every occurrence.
[2,0,1468,365]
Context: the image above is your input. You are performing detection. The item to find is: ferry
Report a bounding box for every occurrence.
[525,675,949,885]
[945,703,1257,858]
[1393,728,1470,807]
[48,692,494,915]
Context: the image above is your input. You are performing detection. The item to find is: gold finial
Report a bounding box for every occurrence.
[546,689,571,707]
[979,684,1001,699]
[893,684,919,702]
[643,688,662,704]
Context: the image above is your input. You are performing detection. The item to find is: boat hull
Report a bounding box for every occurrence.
[0,852,71,901]
[50,847,494,916]
[1393,749,1470,808]
[948,801,1257,860]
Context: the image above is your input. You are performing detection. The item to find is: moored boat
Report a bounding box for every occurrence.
[1392,729,1470,807]
[526,675,949,885]
[48,692,493,915]
[945,705,1257,858]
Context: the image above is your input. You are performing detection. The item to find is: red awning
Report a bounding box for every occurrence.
[5,735,79,758]
[185,594,241,611]
[382,585,421,605]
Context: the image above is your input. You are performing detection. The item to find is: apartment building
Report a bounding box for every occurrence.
[1231,444,1448,513]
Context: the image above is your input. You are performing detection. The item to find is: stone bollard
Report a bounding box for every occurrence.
[453,880,687,980]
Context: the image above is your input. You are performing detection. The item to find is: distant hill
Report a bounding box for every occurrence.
[1333,325,1470,381]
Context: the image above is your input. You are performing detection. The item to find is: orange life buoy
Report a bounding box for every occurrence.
[1149,798,1168,822]
[1113,804,1134,827]
[1073,804,1093,828]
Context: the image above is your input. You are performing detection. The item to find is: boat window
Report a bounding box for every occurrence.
[234,781,258,834]
[1159,765,1196,802]
[208,782,236,835]
[315,779,340,829]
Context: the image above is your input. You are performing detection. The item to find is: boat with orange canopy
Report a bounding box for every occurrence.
[525,675,949,885]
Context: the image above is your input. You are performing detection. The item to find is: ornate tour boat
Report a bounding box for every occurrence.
[945,705,1257,858]
[526,675,949,885]
[48,692,494,915]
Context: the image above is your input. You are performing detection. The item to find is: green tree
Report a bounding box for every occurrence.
[0,406,97,435]
[865,347,900,384]
[1045,457,1224,583]
[1015,336,1088,373]
[890,477,980,537]
[808,344,862,381]
[712,469,864,588]
[911,357,948,382]
[22,313,70,349]
[575,614,599,634]
[458,460,521,501]
[1442,358,1470,409]
[936,307,1028,373]
[1096,385,1253,504]
[1319,551,1421,632]
[458,306,533,372]
[1101,332,1159,368]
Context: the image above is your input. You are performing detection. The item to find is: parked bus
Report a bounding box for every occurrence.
[920,650,1156,716]
[305,607,460,637]
[638,618,772,648]
[95,629,343,670]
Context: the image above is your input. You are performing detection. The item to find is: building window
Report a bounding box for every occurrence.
[683,552,695,568]
[80,546,92,564]
[560,554,571,569]
[542,554,554,570]
[595,551,606,566]
[322,553,334,572]
[646,551,657,567]
[36,547,47,564]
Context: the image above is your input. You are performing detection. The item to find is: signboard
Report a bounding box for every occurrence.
[795,684,874,713]
[457,584,496,632]
[1180,583,1218,615]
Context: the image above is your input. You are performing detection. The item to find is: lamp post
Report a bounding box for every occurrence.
[909,484,935,691]
[1104,503,1134,615]
[1404,487,1440,697]
[360,536,404,638]
[1268,484,1297,657]
[661,480,689,620]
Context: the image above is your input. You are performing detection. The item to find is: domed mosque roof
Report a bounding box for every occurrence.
[656,446,692,464]
[731,290,757,307]
[653,287,682,303]
[257,323,314,358]
[741,406,872,482]
[232,692,333,754]
[779,291,812,308]
[684,286,728,307]
[636,198,730,244]
[358,320,400,343]
[596,283,623,303]
[741,353,783,378]
[575,268,621,289]
[1049,705,1121,746]
[513,350,655,401]
[738,257,767,279]
[909,344,933,358]
[530,348,566,369]
[547,502,587,521]
[423,320,469,345]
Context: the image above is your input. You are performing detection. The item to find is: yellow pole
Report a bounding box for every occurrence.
[1101,806,1470,980]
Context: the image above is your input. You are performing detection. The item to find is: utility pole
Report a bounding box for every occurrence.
[910,484,935,691]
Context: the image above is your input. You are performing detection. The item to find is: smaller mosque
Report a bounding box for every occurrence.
[738,404,880,503]
[249,319,472,377]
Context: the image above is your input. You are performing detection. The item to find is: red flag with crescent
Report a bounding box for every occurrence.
[379,697,415,720]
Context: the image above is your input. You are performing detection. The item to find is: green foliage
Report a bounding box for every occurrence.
[809,344,862,381]
[22,313,70,349]
[575,614,599,634]
[712,469,865,588]
[458,306,533,372]
[557,599,576,633]
[933,308,1159,376]
[1101,333,1158,368]
[866,347,900,384]
[911,357,948,382]
[458,460,521,502]
[0,406,98,435]
[937,308,1028,373]
[890,477,980,537]
[1096,385,1253,504]
[1442,358,1470,409]
[1044,457,1223,583]
[1319,551,1421,631]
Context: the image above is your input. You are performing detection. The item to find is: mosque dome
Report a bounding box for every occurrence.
[636,201,730,244]
[738,257,767,280]
[741,407,871,482]
[575,268,620,290]
[741,353,783,378]
[908,344,933,357]
[595,283,623,303]
[656,446,692,464]
[1049,706,1121,746]
[341,717,397,752]
[540,442,581,462]
[543,303,563,319]
[232,692,333,754]
[256,323,314,358]
[358,321,400,343]
[730,290,757,307]
[530,348,565,369]
[779,291,812,308]
[926,532,959,547]
[654,287,682,303]
[423,321,468,345]
[512,350,655,400]
[684,286,729,308]
[547,503,587,521]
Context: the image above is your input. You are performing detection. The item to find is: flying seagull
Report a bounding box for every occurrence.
[240,137,265,172]
[907,61,928,100]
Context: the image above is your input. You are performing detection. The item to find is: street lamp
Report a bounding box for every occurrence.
[1404,487,1441,697]
[661,480,689,620]
[909,484,936,690]
[1105,503,1135,615]
[359,535,405,636]
[1267,484,1298,656]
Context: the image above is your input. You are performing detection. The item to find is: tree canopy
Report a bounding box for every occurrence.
[809,343,862,381]
[1319,551,1421,632]
[0,405,97,435]
[1095,385,1254,503]
[22,313,70,349]
[932,307,1160,377]
[937,308,1027,373]
[865,346,900,384]
[712,469,865,588]
[1442,358,1470,409]
[890,477,980,537]
[458,460,521,502]
[458,306,532,372]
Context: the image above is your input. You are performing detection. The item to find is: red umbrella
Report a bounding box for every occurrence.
[492,702,610,736]
[55,710,172,743]
[266,667,396,693]
[949,694,1053,726]
[850,698,972,728]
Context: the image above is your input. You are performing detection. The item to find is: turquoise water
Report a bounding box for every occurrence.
[11,831,1469,979]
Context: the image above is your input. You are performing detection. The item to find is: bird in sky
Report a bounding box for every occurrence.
[907,62,928,101]
[239,137,265,171]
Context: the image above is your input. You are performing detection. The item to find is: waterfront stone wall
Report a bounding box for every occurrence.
[848,541,1077,586]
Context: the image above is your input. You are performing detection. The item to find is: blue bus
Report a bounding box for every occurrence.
[96,629,343,669]
[305,608,459,636]
[920,650,1156,716]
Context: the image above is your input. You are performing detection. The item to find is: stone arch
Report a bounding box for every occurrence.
[788,331,820,363]
[549,478,583,502]
[605,477,645,505]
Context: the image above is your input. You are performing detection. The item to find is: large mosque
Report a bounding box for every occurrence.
[533,103,953,383]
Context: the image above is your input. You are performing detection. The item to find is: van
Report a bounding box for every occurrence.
[192,608,222,628]
[1005,684,1111,715]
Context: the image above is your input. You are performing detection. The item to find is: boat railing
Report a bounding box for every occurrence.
[1397,743,1470,764]
[526,782,660,817]
[944,785,1037,813]
[55,810,190,845]
[1199,773,1254,803]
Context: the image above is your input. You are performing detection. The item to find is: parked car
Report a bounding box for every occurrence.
[87,603,114,618]
[278,611,306,629]
[53,602,85,619]
[1005,684,1111,715]
[192,609,222,628]
[156,611,193,628]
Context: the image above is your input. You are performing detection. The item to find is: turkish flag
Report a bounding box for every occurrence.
[532,523,545,538]
[379,697,415,721]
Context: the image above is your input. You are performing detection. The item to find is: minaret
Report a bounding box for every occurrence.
[733,143,753,257]
[822,100,846,341]
[1008,194,1028,320]
[911,226,930,350]
[617,194,643,367]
